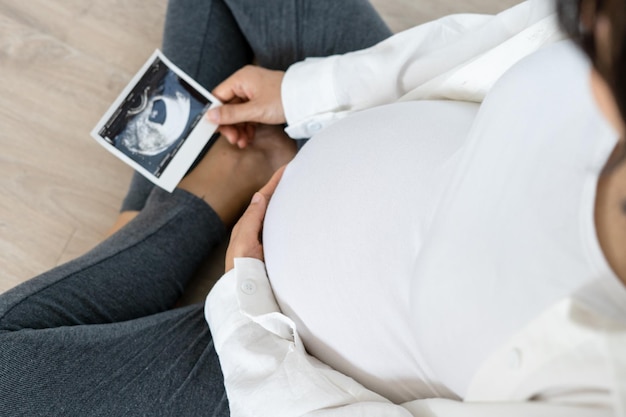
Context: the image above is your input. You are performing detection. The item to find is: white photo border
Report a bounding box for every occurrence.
[91,49,222,192]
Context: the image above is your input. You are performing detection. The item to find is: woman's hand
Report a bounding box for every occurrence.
[225,165,286,272]
[207,66,286,149]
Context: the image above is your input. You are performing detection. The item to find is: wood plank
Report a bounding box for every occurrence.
[0,0,165,72]
[371,0,523,31]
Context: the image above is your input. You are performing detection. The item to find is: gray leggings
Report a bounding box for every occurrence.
[0,1,391,416]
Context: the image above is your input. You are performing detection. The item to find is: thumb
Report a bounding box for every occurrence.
[237,165,286,235]
[207,102,259,125]
[258,165,286,200]
[238,192,268,236]
[225,192,268,271]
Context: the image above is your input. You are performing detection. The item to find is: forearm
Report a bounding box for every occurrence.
[282,0,561,138]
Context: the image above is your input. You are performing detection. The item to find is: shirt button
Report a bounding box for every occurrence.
[240,280,257,295]
[508,348,523,370]
[307,122,322,133]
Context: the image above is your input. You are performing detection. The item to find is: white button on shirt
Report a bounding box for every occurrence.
[307,122,322,133]
[240,280,257,295]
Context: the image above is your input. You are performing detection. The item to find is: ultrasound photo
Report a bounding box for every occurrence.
[92,50,221,192]
[99,56,211,176]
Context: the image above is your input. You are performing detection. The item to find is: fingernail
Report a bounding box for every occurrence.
[251,193,262,204]
[207,108,220,123]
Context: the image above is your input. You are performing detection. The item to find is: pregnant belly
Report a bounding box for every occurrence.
[263,100,477,402]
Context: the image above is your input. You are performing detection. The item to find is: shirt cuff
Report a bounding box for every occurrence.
[205,258,283,350]
[233,257,281,317]
[282,56,342,138]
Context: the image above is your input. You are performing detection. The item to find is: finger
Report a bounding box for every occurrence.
[224,166,286,271]
[217,125,240,145]
[212,65,260,103]
[258,165,286,200]
[245,123,256,142]
[219,123,252,146]
[236,192,268,239]
[236,123,256,149]
[211,70,245,103]
[211,101,261,125]
[225,192,267,272]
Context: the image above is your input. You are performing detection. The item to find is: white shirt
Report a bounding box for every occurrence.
[282,0,562,139]
[205,1,626,416]
[264,38,623,400]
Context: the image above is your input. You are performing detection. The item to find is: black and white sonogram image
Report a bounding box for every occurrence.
[98,57,212,177]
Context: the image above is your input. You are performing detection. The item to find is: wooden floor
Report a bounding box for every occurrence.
[0,0,520,294]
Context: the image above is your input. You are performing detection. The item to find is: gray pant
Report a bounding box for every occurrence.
[0,1,390,416]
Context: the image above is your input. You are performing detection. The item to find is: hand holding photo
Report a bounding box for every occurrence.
[91,50,222,192]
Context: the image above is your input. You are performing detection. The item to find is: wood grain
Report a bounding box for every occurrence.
[0,0,520,295]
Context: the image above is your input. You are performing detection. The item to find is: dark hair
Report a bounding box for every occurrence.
[557,0,626,123]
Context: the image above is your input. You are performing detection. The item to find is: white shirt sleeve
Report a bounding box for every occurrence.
[205,258,411,417]
[282,0,563,138]
[205,258,610,417]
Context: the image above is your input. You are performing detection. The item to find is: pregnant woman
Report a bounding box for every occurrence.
[1,0,625,416]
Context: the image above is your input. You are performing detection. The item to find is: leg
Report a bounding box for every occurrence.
[223,0,393,70]
[0,304,229,417]
[162,0,253,91]
[0,188,225,330]
[164,0,391,85]
[1,128,294,330]
[0,129,295,416]
[0,188,229,416]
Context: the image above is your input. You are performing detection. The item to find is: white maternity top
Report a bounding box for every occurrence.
[262,41,623,403]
